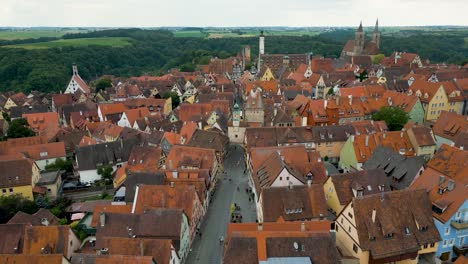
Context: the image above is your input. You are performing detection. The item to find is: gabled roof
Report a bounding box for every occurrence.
[0,224,26,254]
[165,145,216,171]
[91,204,132,228]
[133,184,200,222]
[352,189,440,260]
[122,107,151,126]
[224,221,339,264]
[8,209,59,226]
[22,225,75,255]
[71,74,90,94]
[122,171,165,203]
[363,146,425,189]
[10,105,50,119]
[13,142,66,160]
[330,168,391,205]
[432,111,468,142]
[75,138,138,171]
[97,237,172,264]
[186,129,229,153]
[261,185,328,222]
[98,103,127,117]
[426,144,467,177]
[0,158,34,188]
[95,209,184,248]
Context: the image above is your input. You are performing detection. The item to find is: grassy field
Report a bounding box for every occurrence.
[0,29,87,40]
[2,37,132,49]
[173,30,208,38]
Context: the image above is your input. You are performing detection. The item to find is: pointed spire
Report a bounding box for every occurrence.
[374,18,379,32]
[357,21,363,32]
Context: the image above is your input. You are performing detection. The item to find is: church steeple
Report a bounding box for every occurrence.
[357,21,363,32]
[354,21,365,54]
[371,18,381,49]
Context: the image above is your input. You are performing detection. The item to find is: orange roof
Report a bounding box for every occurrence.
[245,80,279,94]
[133,185,199,222]
[0,136,47,155]
[23,112,59,133]
[165,145,216,170]
[352,131,415,163]
[123,107,151,126]
[98,103,127,117]
[226,221,331,261]
[95,255,155,264]
[72,74,90,94]
[14,142,66,160]
[22,225,73,255]
[411,166,468,223]
[163,132,182,145]
[180,122,198,142]
[79,135,98,146]
[0,255,65,264]
[426,144,468,177]
[407,79,443,103]
[178,103,213,122]
[432,111,468,141]
[91,204,132,227]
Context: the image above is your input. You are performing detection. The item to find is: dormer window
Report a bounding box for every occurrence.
[419,226,428,232]
[384,233,394,239]
[404,227,410,235]
[424,93,429,99]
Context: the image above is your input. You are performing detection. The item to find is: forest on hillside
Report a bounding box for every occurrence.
[0,28,466,93]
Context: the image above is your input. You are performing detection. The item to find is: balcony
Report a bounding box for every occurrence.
[450,219,468,230]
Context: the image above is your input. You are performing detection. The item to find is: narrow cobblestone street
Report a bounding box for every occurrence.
[186,144,256,264]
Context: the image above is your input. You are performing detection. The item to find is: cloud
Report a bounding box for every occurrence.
[0,0,466,27]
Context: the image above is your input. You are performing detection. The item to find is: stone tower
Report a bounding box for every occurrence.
[258,31,265,70]
[259,30,265,55]
[371,19,381,49]
[233,101,240,127]
[353,22,365,55]
[72,63,78,76]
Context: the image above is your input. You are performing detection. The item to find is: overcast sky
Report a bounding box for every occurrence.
[1,0,467,27]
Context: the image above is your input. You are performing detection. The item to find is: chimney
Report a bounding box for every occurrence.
[447,179,455,191]
[100,212,105,227]
[80,110,83,116]
[222,85,224,93]
[307,179,312,187]
[371,208,376,223]
[371,120,374,125]
[460,146,464,151]
[335,96,340,106]
[400,131,404,138]
[170,181,175,188]
[139,240,144,256]
[41,218,49,226]
[383,132,386,139]
[301,222,305,232]
[387,97,392,106]
[365,135,369,147]
[258,223,263,231]
[274,107,277,117]
[439,175,445,185]
[324,99,328,109]
[168,159,173,170]
[348,95,353,105]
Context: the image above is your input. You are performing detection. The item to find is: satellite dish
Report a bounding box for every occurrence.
[293,242,299,250]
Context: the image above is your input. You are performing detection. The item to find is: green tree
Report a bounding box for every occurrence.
[2,112,11,123]
[95,78,112,93]
[0,194,38,223]
[179,63,196,72]
[97,165,113,183]
[357,70,368,82]
[45,158,73,173]
[372,106,409,131]
[163,91,180,109]
[6,118,35,139]
[49,197,72,218]
[372,54,385,64]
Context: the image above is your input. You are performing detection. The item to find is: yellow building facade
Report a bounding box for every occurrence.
[323,177,344,215]
[260,67,275,81]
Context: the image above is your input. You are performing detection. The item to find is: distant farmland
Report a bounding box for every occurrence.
[2,37,132,49]
[0,29,88,40]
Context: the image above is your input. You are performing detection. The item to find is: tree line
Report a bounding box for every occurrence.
[0,28,465,94]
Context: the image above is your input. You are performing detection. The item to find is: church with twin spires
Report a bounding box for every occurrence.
[341,20,381,58]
